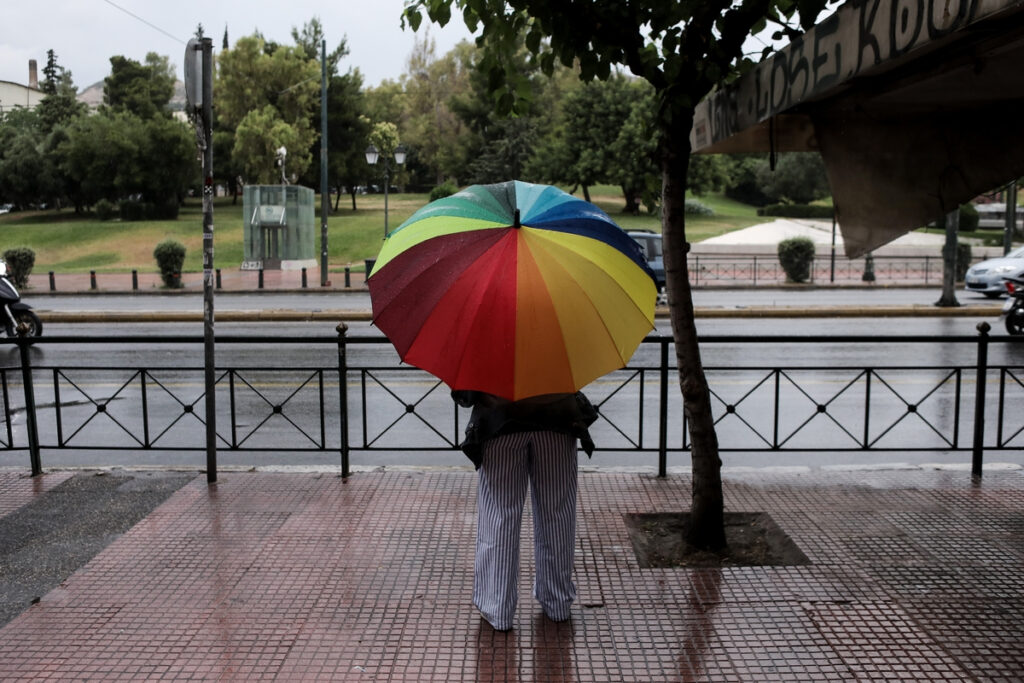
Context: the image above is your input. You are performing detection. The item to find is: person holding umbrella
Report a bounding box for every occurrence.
[453,389,597,631]
[367,180,657,631]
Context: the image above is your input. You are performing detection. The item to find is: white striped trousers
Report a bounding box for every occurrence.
[474,430,578,630]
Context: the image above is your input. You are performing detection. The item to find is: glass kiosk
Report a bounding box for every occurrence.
[241,185,316,270]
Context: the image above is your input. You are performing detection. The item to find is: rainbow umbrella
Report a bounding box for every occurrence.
[367,180,657,401]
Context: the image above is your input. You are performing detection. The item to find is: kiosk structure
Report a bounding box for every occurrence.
[242,185,317,270]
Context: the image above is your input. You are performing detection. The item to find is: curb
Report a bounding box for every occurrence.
[34,305,1003,323]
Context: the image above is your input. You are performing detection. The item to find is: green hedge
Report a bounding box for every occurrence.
[758,203,834,219]
[777,237,816,283]
[153,240,186,288]
[2,247,35,289]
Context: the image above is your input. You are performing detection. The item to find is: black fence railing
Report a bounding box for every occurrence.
[1,327,1022,479]
[688,254,986,286]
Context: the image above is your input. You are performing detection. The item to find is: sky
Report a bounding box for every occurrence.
[0,0,475,91]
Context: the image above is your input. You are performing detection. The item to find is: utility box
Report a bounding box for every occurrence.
[241,185,317,270]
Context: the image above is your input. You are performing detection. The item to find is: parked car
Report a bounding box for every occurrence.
[627,230,666,300]
[622,229,663,282]
[964,244,1024,297]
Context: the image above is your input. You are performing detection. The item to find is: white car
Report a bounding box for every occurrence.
[964,245,1024,297]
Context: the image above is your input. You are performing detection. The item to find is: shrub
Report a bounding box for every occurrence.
[2,247,35,289]
[94,198,117,221]
[758,203,835,219]
[120,199,179,221]
[120,200,145,221]
[429,181,459,202]
[777,237,816,283]
[684,199,714,216]
[935,204,979,233]
[153,239,186,288]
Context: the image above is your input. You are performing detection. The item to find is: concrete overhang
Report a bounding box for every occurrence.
[690,0,1024,257]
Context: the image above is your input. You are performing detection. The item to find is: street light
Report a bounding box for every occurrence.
[365,143,407,236]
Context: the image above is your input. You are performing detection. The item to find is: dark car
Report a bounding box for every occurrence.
[627,230,666,299]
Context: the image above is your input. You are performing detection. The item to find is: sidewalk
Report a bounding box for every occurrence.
[0,466,1022,681]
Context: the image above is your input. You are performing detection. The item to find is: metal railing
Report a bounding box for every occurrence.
[1,327,1021,479]
[688,254,986,286]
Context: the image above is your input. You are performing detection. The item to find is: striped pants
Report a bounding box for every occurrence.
[474,431,578,631]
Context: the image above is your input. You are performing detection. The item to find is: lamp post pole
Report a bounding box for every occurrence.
[365,144,407,237]
[383,165,391,236]
[319,38,329,286]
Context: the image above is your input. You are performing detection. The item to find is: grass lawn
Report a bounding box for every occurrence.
[0,187,764,275]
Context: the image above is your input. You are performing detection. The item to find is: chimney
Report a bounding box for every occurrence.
[28,60,38,89]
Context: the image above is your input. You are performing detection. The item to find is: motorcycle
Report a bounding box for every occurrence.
[1001,275,1024,336]
[0,259,42,338]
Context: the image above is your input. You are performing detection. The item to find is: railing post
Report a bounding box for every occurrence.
[132,269,138,291]
[216,268,222,290]
[48,271,55,292]
[344,266,351,288]
[658,338,669,478]
[301,267,308,289]
[17,336,41,476]
[337,323,350,478]
[90,270,97,290]
[258,268,264,289]
[972,322,990,478]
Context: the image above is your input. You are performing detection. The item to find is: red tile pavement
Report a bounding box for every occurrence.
[0,467,1022,681]
[0,470,75,517]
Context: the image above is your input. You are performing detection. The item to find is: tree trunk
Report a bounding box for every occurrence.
[582,184,591,203]
[661,119,726,550]
[936,208,960,307]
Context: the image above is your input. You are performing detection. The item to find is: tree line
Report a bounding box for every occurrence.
[0,19,830,219]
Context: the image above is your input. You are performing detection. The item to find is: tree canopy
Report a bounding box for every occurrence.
[404,0,833,549]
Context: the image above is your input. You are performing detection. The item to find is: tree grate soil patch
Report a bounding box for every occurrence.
[624,512,811,568]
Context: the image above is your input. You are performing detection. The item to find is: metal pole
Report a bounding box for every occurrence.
[658,339,669,478]
[200,37,217,484]
[1004,180,1017,256]
[383,166,390,236]
[17,337,41,476]
[972,322,990,478]
[337,323,350,478]
[830,212,837,283]
[319,38,330,286]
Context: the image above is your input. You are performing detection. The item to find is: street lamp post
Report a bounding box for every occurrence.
[365,144,407,236]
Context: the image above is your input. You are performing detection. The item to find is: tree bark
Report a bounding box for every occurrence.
[661,119,726,550]
[936,208,960,307]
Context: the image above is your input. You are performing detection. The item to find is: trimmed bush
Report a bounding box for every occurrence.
[429,181,459,202]
[777,237,816,283]
[684,199,714,216]
[2,247,35,289]
[758,203,834,219]
[94,198,117,221]
[153,240,186,288]
[935,204,979,233]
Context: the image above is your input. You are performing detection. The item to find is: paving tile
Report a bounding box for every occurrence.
[0,471,75,517]
[0,468,1022,680]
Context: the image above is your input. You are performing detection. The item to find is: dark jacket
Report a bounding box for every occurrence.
[451,390,598,469]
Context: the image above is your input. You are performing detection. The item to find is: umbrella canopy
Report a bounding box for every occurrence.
[367,180,657,401]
